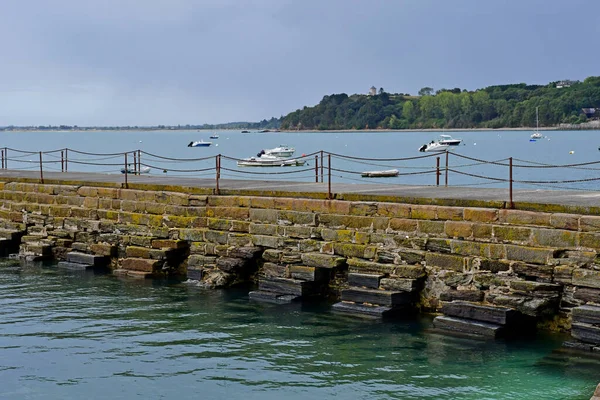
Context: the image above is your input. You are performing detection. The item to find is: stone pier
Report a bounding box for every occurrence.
[0,176,599,345]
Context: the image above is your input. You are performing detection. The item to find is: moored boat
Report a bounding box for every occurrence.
[121,166,151,174]
[531,132,543,139]
[438,134,462,146]
[209,134,219,139]
[237,154,306,167]
[188,140,212,147]
[418,141,450,152]
[361,169,399,178]
[531,106,543,139]
[260,145,295,158]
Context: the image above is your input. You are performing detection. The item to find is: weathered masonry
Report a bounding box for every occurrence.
[1,179,600,352]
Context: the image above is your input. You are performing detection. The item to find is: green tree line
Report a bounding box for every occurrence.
[280,76,600,130]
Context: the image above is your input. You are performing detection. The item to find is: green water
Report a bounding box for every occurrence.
[0,259,597,400]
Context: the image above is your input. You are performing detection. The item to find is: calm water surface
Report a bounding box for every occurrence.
[1,129,600,189]
[0,259,598,399]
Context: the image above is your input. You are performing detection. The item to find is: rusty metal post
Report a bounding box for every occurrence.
[39,152,44,184]
[4,147,7,169]
[61,150,64,172]
[436,156,440,186]
[315,156,319,183]
[133,152,137,174]
[327,154,331,200]
[320,150,324,183]
[65,149,68,172]
[1,149,4,169]
[215,154,221,195]
[509,157,514,209]
[124,152,128,188]
[137,149,141,174]
[445,151,449,187]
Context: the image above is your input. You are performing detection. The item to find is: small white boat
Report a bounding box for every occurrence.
[261,145,295,158]
[188,140,212,147]
[210,134,219,139]
[438,134,462,146]
[418,141,450,152]
[237,154,306,167]
[530,132,543,139]
[121,166,151,174]
[361,169,399,178]
[531,107,543,139]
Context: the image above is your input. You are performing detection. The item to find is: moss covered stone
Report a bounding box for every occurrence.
[301,253,346,269]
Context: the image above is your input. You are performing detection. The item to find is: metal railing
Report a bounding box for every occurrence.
[1,146,600,205]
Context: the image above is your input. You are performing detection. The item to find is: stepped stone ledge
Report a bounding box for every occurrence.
[331,301,402,319]
[441,301,517,326]
[432,315,504,339]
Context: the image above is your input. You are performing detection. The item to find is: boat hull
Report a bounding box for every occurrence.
[361,169,399,178]
[121,166,151,174]
[188,141,212,147]
[237,158,306,167]
[419,143,450,152]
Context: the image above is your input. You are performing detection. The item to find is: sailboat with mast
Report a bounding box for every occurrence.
[531,107,543,139]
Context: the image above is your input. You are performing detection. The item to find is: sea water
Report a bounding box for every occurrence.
[1,129,599,190]
[0,259,598,400]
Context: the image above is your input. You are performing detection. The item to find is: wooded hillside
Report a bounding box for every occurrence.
[280,77,600,130]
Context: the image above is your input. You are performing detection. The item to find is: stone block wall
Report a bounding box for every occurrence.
[0,180,599,334]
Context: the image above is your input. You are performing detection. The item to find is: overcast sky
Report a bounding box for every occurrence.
[1,0,598,126]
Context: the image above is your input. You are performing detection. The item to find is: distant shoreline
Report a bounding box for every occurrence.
[1,125,598,133]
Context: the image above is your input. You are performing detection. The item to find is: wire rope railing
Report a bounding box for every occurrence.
[0,147,599,203]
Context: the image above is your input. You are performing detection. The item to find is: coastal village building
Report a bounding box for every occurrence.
[556,80,576,88]
[368,86,377,96]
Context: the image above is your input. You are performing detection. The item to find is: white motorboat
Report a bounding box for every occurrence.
[260,145,295,158]
[418,141,450,152]
[438,134,462,146]
[188,140,212,147]
[531,107,543,139]
[361,169,399,178]
[121,166,151,174]
[237,154,306,167]
[209,134,219,139]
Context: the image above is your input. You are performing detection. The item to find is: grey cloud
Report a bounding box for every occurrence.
[0,0,599,125]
